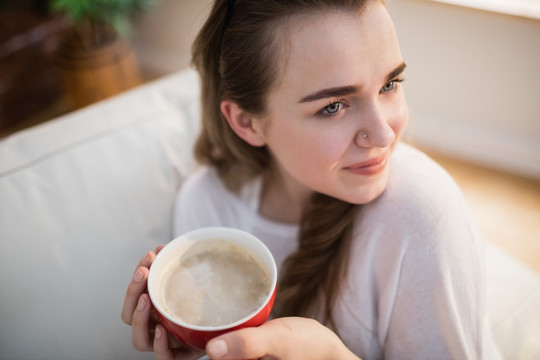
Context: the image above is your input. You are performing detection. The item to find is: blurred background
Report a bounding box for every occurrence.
[1,0,539,271]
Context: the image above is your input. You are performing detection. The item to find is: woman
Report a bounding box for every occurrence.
[122,0,502,358]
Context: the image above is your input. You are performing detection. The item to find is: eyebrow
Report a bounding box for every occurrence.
[298,85,358,104]
[298,61,407,104]
[386,62,407,83]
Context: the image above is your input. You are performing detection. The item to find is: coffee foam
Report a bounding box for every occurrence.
[160,239,271,327]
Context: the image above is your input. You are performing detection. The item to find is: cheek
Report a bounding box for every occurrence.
[266,120,350,173]
[390,98,409,138]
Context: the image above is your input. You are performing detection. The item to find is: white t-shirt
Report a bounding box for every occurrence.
[173,142,502,360]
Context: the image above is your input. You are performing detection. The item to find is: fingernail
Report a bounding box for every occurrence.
[133,268,144,282]
[155,326,162,340]
[207,339,228,358]
[142,252,150,265]
[137,296,147,311]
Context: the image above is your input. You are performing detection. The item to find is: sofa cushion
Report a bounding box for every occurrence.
[486,243,540,359]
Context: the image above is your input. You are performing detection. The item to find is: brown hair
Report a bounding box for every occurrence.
[192,0,369,328]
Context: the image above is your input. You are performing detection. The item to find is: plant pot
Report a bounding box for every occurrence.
[54,36,141,110]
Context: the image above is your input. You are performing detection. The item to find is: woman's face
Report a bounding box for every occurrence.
[257,2,408,205]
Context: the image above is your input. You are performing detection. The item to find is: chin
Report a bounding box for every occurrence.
[349,187,386,205]
[342,171,390,205]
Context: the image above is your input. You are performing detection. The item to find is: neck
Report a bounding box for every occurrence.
[259,165,313,224]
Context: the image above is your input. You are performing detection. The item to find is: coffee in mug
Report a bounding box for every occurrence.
[160,238,271,327]
[148,227,277,349]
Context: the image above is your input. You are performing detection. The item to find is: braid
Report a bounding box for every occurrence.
[276,193,360,328]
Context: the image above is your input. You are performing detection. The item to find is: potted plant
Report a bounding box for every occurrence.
[51,0,153,110]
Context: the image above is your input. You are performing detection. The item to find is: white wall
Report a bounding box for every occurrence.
[386,0,540,179]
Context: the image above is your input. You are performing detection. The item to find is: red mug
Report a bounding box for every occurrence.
[148,227,277,349]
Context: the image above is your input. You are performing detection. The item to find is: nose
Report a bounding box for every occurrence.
[355,101,395,148]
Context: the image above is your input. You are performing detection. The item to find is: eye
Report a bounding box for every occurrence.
[380,78,404,93]
[318,101,345,117]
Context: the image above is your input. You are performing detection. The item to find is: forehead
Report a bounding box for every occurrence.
[271,2,401,98]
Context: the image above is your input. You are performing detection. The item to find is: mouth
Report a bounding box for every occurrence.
[344,153,388,176]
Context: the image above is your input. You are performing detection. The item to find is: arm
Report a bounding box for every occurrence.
[383,228,487,359]
[377,179,491,358]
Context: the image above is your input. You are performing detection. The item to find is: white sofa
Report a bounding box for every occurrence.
[0,68,539,359]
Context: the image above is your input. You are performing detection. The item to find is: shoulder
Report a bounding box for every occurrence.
[175,165,229,217]
[173,165,263,236]
[355,142,482,258]
[375,142,467,232]
[387,142,462,209]
[177,165,223,200]
[173,165,232,235]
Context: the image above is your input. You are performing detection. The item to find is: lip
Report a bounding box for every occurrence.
[344,153,389,176]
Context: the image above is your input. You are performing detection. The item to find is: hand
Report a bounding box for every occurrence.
[205,317,359,360]
[121,247,204,360]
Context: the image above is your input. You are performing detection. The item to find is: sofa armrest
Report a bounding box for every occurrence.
[0,68,200,359]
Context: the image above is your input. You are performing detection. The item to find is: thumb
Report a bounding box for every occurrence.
[206,326,274,360]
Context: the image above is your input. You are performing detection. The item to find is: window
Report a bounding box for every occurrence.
[429,0,540,20]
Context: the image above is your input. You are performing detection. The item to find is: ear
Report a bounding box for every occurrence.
[220,100,266,147]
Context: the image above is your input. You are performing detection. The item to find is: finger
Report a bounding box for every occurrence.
[154,325,174,360]
[121,265,150,324]
[155,325,207,360]
[121,250,156,324]
[155,245,166,255]
[206,326,274,360]
[139,249,156,268]
[131,294,154,351]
